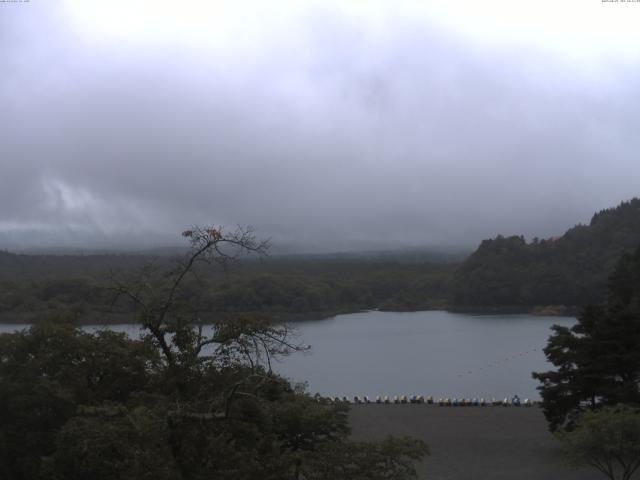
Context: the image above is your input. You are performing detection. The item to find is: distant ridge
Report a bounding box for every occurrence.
[452,198,640,311]
[268,247,468,264]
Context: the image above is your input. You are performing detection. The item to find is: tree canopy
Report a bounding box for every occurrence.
[533,244,640,431]
[557,405,640,480]
[0,225,428,480]
[453,198,640,310]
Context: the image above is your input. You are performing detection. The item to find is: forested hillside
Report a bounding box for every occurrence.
[452,198,640,311]
[2,198,639,322]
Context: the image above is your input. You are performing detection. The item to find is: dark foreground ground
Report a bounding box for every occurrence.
[350,404,603,480]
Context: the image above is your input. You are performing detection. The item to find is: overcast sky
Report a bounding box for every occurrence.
[2,1,640,252]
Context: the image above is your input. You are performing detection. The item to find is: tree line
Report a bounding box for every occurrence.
[452,198,640,311]
[0,226,428,480]
[0,253,454,324]
[2,197,639,324]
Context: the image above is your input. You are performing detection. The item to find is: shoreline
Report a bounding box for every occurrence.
[0,305,577,325]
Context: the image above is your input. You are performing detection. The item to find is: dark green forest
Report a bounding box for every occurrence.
[452,198,640,313]
[1,198,640,323]
[531,244,640,479]
[0,227,428,479]
[534,244,640,431]
[0,251,455,324]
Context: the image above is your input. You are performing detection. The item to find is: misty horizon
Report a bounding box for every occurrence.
[2,1,639,253]
[0,197,630,256]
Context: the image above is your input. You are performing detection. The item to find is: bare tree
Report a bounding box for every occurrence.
[110,225,305,374]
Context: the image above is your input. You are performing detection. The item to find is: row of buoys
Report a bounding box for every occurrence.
[320,395,534,407]
[437,396,532,407]
[326,395,434,404]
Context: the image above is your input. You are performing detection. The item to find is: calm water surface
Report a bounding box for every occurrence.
[277,311,575,400]
[0,310,574,400]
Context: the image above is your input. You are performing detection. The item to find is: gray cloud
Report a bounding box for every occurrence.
[1,3,639,252]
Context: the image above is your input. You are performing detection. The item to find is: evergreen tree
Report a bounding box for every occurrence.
[533,245,640,431]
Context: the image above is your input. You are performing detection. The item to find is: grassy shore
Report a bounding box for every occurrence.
[349,404,601,480]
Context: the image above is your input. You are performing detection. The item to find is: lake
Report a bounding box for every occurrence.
[0,310,574,400]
